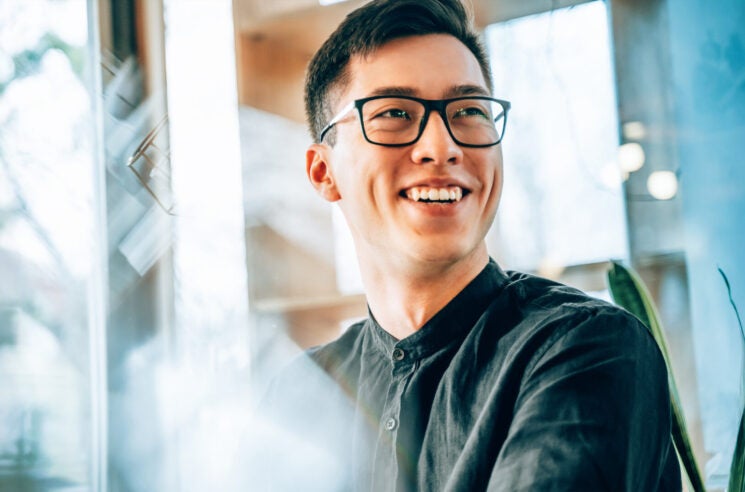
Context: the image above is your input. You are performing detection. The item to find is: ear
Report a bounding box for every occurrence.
[306,143,341,202]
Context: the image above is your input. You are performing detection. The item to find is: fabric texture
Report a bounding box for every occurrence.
[261,259,681,491]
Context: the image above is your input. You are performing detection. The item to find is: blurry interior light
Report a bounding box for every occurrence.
[647,170,678,200]
[618,142,645,173]
[622,121,647,140]
[319,0,349,4]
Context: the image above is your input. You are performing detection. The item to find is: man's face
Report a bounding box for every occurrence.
[307,34,503,272]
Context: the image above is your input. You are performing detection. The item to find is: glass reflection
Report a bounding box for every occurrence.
[0,1,95,489]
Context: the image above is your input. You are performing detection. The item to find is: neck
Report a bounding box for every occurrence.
[360,246,489,340]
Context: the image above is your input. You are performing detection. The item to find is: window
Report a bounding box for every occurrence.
[0,1,102,489]
[484,1,628,273]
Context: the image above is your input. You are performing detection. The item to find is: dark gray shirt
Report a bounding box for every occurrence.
[261,260,681,491]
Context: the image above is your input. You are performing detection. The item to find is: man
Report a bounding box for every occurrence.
[262,0,681,490]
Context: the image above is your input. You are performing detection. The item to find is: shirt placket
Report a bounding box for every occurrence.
[370,344,417,491]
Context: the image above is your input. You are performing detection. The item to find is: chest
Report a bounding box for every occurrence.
[348,341,525,491]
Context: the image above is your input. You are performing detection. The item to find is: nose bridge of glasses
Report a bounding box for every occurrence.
[419,100,457,143]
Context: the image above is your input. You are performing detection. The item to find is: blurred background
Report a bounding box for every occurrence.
[0,0,742,490]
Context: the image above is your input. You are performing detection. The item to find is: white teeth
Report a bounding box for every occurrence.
[405,186,464,202]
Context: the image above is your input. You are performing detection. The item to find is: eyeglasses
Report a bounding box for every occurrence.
[319,95,511,147]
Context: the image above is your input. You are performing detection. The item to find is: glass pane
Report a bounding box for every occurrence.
[665,0,745,484]
[0,1,99,489]
[485,1,629,272]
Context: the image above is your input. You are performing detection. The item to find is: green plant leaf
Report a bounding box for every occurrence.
[607,261,705,492]
[719,266,745,492]
[730,410,745,492]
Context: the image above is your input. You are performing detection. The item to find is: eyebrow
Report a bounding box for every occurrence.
[368,86,418,97]
[367,84,491,98]
[444,84,491,97]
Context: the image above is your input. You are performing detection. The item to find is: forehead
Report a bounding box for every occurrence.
[340,34,489,103]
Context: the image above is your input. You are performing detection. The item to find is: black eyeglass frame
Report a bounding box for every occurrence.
[319,95,511,148]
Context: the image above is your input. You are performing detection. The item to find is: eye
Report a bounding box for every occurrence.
[452,105,490,119]
[375,108,411,120]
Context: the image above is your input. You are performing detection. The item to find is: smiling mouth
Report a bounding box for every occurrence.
[401,186,468,203]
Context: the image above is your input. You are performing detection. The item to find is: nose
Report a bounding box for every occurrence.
[410,110,463,166]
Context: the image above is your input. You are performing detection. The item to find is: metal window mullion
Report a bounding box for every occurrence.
[86,1,110,490]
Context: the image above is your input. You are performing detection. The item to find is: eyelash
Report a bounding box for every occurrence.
[376,109,411,119]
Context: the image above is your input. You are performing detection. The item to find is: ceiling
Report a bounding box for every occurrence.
[232,0,594,56]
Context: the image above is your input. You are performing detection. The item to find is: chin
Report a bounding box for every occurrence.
[408,240,480,266]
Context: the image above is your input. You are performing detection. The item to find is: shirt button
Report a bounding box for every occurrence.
[385,417,397,431]
[392,348,405,361]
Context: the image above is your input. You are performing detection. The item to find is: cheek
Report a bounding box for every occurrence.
[471,152,503,192]
[493,163,504,197]
[477,154,504,216]
[331,140,408,208]
[489,150,504,191]
[334,165,377,215]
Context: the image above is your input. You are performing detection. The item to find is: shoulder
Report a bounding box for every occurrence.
[485,275,676,492]
[501,269,611,312]
[261,318,367,407]
[500,270,646,332]
[307,318,368,372]
[492,270,662,369]
[489,274,670,420]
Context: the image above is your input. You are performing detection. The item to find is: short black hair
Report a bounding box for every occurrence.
[304,0,493,144]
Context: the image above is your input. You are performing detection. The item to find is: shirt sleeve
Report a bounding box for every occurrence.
[487,308,681,492]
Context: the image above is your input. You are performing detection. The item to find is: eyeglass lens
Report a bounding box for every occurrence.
[360,97,506,146]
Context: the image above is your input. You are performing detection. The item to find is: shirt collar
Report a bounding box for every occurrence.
[366,258,509,361]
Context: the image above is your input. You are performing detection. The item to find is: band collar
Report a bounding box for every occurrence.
[366,258,509,361]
